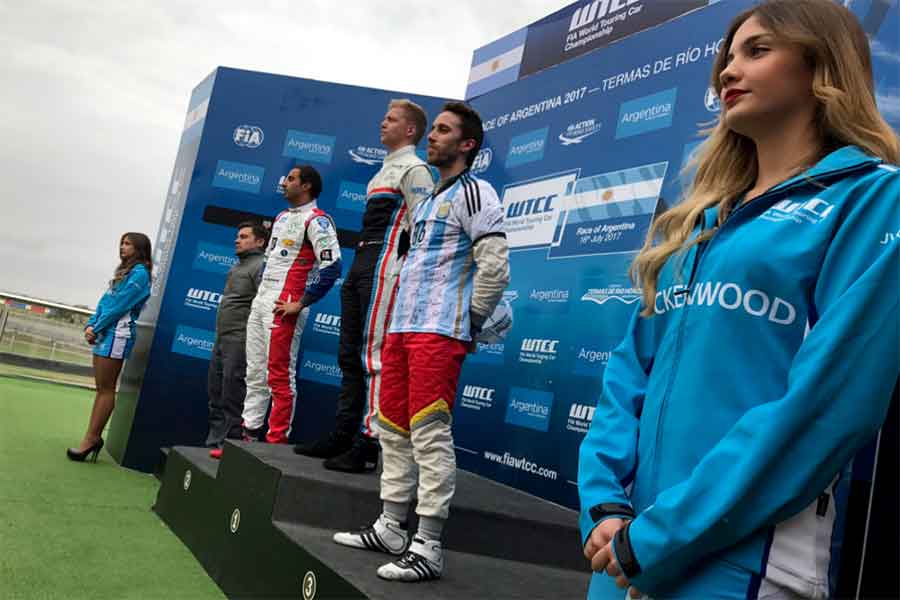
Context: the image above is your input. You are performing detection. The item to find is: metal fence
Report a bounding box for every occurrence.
[0,294,94,368]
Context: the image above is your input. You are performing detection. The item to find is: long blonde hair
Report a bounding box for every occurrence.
[631,0,900,315]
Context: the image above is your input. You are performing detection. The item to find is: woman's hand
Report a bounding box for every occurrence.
[84,326,97,345]
[273,294,303,317]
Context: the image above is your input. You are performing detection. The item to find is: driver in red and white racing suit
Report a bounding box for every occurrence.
[241,165,342,444]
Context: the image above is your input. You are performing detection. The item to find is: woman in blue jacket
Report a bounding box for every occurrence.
[67,233,152,462]
[579,1,899,598]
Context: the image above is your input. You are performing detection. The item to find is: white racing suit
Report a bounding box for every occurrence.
[242,201,342,443]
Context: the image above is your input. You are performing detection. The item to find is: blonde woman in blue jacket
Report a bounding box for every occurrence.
[579,1,899,598]
[67,233,152,462]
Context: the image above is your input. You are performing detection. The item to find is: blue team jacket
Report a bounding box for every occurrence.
[85,264,151,340]
[578,146,899,598]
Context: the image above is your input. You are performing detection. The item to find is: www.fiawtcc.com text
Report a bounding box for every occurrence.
[483,450,558,480]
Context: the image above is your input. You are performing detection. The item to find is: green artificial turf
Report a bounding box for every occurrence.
[0,377,225,600]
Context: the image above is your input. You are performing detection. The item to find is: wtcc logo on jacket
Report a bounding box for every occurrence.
[615,88,677,140]
[233,125,264,148]
[171,325,215,359]
[761,197,835,224]
[655,281,797,325]
[348,145,387,166]
[212,160,265,194]
[567,402,596,434]
[519,338,559,365]
[185,288,222,312]
[282,130,336,164]
[460,384,496,411]
[505,386,554,432]
[312,312,341,336]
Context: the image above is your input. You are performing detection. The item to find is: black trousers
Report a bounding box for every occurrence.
[334,246,381,438]
[206,337,248,446]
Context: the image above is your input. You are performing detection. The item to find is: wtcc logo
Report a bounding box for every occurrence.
[519,338,559,365]
[761,197,835,225]
[566,402,596,434]
[569,0,642,32]
[581,284,641,305]
[559,118,602,145]
[348,145,387,166]
[471,148,493,174]
[185,288,222,312]
[460,384,496,411]
[312,312,341,337]
[233,125,264,148]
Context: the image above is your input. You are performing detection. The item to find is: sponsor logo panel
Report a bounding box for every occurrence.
[501,170,580,250]
[504,386,554,432]
[299,351,343,386]
[193,242,239,275]
[471,147,493,174]
[573,345,611,376]
[566,402,596,434]
[518,338,560,366]
[506,127,549,168]
[171,325,215,359]
[233,125,264,148]
[184,288,222,312]
[311,312,341,337]
[336,180,368,212]
[282,130,336,164]
[559,117,602,145]
[615,87,678,140]
[548,161,667,259]
[348,145,387,165]
[212,160,265,194]
[459,384,497,411]
[469,342,505,365]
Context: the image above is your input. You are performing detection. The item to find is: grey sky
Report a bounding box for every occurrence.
[0,0,561,307]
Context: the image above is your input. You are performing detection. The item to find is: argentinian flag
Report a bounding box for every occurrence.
[465,28,528,99]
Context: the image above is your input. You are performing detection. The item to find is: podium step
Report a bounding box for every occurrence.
[274,520,589,600]
[154,441,590,599]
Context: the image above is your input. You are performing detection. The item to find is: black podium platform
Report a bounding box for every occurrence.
[154,441,590,599]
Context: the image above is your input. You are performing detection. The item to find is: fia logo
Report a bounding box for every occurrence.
[472,148,493,174]
[233,125,264,148]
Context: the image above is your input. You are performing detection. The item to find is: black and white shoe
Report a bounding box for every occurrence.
[376,536,443,582]
[333,514,408,555]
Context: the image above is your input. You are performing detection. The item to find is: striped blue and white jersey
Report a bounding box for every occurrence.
[389,171,504,341]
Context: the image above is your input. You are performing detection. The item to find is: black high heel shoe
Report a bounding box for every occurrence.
[66,438,104,463]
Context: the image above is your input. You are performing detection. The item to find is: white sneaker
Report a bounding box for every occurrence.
[333,514,409,555]
[376,536,443,582]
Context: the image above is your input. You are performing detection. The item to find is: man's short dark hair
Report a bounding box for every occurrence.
[237,221,270,245]
[293,165,323,199]
[441,101,484,167]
